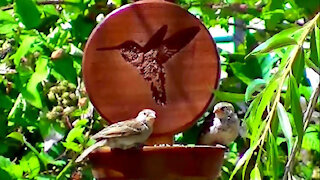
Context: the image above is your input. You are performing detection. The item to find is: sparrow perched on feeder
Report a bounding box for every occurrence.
[75,109,156,162]
[199,102,239,146]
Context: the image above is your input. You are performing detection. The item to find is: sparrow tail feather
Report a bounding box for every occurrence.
[75,139,107,163]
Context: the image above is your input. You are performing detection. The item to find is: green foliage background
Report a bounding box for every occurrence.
[0,0,319,179]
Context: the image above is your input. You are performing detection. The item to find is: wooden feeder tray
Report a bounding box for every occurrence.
[82,0,222,179]
[89,146,225,180]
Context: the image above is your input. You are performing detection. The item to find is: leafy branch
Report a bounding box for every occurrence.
[230,13,320,179]
[283,81,320,179]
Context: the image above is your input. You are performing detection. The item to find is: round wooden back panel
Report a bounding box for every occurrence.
[83,0,220,136]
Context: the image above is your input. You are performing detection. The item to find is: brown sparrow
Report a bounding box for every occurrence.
[75,109,156,162]
[199,102,239,146]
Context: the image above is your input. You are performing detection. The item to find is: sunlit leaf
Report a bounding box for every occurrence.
[0,10,18,34]
[21,57,49,108]
[231,146,255,179]
[247,27,300,56]
[214,91,245,103]
[65,127,84,143]
[0,156,23,178]
[6,132,25,144]
[62,142,82,152]
[250,166,261,180]
[13,36,37,68]
[302,125,320,153]
[277,102,293,153]
[19,152,40,179]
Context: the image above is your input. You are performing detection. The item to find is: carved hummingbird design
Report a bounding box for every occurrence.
[97,25,200,106]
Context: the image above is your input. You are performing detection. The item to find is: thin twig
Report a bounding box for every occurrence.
[283,82,320,180]
[306,59,320,75]
[56,158,74,180]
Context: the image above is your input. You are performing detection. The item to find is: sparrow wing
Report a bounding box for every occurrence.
[158,26,200,64]
[91,119,146,140]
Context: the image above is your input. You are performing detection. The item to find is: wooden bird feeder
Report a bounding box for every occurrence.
[82,0,223,179]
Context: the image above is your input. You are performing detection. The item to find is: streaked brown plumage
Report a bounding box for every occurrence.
[199,102,239,146]
[75,109,156,162]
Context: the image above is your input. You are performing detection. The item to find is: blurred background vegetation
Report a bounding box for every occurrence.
[0,0,319,179]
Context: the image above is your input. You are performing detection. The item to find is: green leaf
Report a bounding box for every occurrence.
[292,47,305,84]
[247,27,300,56]
[62,142,82,152]
[7,94,23,120]
[268,116,280,179]
[6,132,25,144]
[214,91,245,103]
[21,57,49,108]
[310,23,320,67]
[253,78,279,132]
[245,79,266,102]
[250,166,261,180]
[50,55,77,84]
[0,156,23,178]
[73,119,88,127]
[13,36,37,68]
[0,0,8,6]
[65,127,84,143]
[289,75,304,142]
[276,102,293,153]
[0,168,12,180]
[19,153,40,179]
[0,10,18,34]
[14,0,41,29]
[302,125,320,153]
[0,91,12,109]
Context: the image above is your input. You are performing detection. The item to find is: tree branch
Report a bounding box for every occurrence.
[283,82,320,179]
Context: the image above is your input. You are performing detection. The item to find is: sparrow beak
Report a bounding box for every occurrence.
[213,109,225,117]
[213,108,223,114]
[149,114,156,119]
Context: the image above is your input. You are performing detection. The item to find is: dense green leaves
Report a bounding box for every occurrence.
[302,125,320,153]
[0,0,319,179]
[289,75,304,142]
[247,27,300,56]
[14,0,41,29]
[6,132,24,144]
[0,10,18,34]
[20,152,40,179]
[245,79,265,102]
[310,24,320,67]
[276,102,293,153]
[21,57,49,108]
[292,47,305,84]
[250,166,261,180]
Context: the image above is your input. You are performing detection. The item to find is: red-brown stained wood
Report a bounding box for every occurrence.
[89,146,225,180]
[83,0,220,142]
